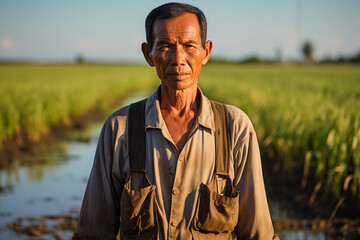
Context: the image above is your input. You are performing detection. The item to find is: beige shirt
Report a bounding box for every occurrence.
[73,87,277,240]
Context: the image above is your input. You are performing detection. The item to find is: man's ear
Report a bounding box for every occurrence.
[142,42,155,67]
[201,40,213,65]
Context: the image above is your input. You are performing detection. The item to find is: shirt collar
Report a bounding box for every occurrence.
[145,86,215,131]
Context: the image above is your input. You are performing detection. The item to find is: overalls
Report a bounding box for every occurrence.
[120,99,239,239]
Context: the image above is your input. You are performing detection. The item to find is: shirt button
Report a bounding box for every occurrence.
[172,189,180,196]
[171,220,178,227]
[179,155,184,161]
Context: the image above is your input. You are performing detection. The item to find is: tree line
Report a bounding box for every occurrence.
[209,40,360,64]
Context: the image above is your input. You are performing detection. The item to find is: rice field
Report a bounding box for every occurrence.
[0,64,157,144]
[0,63,359,212]
[200,63,360,212]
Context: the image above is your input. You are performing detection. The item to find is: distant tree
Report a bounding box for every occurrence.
[208,57,231,64]
[239,55,262,64]
[319,50,360,64]
[75,54,85,64]
[350,51,360,63]
[302,40,314,62]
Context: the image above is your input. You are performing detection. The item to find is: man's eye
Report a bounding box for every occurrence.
[185,44,195,48]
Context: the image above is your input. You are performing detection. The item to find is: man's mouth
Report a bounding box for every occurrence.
[168,72,186,75]
[167,72,190,78]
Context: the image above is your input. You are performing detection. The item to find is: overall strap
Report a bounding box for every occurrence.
[210,100,230,176]
[128,99,147,172]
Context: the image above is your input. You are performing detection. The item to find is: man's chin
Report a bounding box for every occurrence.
[169,82,198,92]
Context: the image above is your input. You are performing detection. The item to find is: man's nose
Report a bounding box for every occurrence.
[170,45,186,66]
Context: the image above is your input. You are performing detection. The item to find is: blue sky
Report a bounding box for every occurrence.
[0,0,359,62]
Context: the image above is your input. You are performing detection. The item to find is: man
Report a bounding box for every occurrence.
[73,2,278,240]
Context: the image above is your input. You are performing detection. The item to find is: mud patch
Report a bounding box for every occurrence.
[2,210,79,240]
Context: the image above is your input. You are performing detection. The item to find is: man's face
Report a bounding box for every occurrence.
[142,13,212,91]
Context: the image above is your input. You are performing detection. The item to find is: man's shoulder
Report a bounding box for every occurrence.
[111,104,130,119]
[104,97,149,129]
[102,104,130,131]
[222,103,252,126]
[222,103,256,141]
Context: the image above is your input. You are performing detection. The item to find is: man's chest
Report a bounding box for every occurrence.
[145,128,216,190]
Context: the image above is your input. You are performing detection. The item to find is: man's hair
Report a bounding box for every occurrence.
[145,2,207,49]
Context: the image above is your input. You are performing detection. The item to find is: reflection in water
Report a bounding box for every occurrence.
[0,121,100,240]
[269,200,294,219]
[0,132,87,187]
[269,201,336,240]
[1,162,20,188]
[0,93,338,240]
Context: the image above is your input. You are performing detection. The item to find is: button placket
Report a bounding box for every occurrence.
[168,151,187,238]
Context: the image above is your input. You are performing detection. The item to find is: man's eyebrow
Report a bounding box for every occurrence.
[156,39,172,45]
[156,39,198,45]
[182,40,198,44]
[154,38,200,47]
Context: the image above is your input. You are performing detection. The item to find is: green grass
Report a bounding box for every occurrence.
[200,63,360,211]
[0,64,158,145]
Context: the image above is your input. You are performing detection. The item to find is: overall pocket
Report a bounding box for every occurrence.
[120,172,157,238]
[193,175,239,234]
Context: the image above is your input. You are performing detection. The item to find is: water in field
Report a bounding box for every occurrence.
[0,125,98,239]
[268,201,336,240]
[0,94,336,240]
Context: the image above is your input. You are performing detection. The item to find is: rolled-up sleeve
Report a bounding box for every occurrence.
[233,128,277,240]
[73,118,122,240]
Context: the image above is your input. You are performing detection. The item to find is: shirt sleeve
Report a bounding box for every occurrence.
[72,118,123,240]
[233,128,277,240]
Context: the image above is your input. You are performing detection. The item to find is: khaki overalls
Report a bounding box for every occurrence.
[120,99,239,239]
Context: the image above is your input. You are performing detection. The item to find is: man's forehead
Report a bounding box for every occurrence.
[153,13,200,33]
[152,13,201,39]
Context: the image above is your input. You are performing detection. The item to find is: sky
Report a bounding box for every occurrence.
[0,0,359,62]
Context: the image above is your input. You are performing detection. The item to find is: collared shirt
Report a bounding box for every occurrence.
[73,87,277,240]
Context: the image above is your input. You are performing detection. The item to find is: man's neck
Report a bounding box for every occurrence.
[160,84,199,115]
[159,84,200,152]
